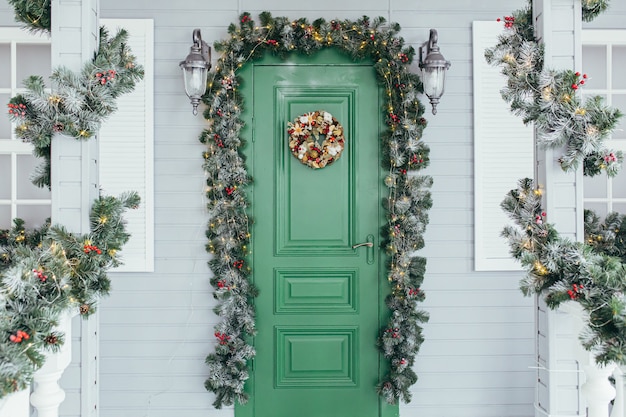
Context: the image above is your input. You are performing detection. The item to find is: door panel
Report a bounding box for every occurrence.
[251,59,381,417]
[274,87,356,255]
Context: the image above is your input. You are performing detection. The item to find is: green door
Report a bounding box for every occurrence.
[243,50,384,417]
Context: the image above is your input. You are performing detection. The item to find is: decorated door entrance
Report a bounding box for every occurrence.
[240,50,386,417]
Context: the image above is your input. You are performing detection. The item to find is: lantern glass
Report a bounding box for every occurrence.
[182,65,208,98]
[422,66,446,99]
[179,29,211,115]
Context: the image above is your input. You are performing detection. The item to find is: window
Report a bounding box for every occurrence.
[582,30,626,217]
[0,28,51,230]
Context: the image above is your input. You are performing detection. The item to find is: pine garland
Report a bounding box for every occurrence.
[0,192,140,398]
[201,12,431,408]
[7,0,611,33]
[502,179,626,365]
[492,0,626,367]
[485,1,623,177]
[1,1,145,400]
[582,0,611,22]
[6,26,144,188]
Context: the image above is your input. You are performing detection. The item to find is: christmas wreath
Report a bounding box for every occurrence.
[287,110,345,169]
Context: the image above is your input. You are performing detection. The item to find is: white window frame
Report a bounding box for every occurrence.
[582,30,626,214]
[0,28,52,228]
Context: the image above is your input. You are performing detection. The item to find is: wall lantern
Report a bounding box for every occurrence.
[179,29,211,115]
[419,29,451,115]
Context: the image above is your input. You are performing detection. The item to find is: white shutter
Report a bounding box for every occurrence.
[99,19,154,272]
[473,21,534,271]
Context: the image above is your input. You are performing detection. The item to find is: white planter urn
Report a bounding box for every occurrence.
[582,361,617,417]
[561,300,617,417]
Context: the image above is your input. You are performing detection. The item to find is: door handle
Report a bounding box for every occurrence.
[352,234,375,265]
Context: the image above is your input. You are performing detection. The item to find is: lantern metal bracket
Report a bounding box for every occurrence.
[179,29,212,115]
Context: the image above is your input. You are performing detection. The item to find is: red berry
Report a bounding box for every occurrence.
[9,335,16,342]
[583,73,588,78]
[575,71,580,76]
[572,84,578,90]
[580,80,585,85]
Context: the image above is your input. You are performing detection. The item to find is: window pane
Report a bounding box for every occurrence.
[0,93,11,139]
[612,94,626,139]
[0,44,10,89]
[0,154,10,199]
[613,169,626,198]
[16,44,51,86]
[584,173,608,198]
[582,45,607,89]
[16,204,50,228]
[585,202,608,219]
[613,46,626,89]
[16,154,50,199]
[0,205,11,229]
[613,203,626,216]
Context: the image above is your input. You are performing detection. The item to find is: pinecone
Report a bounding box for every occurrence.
[45,334,58,345]
[79,304,90,315]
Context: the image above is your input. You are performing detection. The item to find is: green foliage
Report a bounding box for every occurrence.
[582,0,611,22]
[485,1,623,177]
[7,0,50,33]
[584,210,626,263]
[202,11,431,407]
[502,179,626,365]
[0,192,140,398]
[6,27,144,188]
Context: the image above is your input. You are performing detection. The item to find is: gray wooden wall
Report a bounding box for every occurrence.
[2,0,625,416]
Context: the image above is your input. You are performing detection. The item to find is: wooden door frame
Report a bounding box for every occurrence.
[236,49,397,417]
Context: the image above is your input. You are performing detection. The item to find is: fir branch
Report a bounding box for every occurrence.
[8,0,50,33]
[6,26,144,189]
[582,0,611,22]
[485,0,622,177]
[502,178,626,366]
[0,193,140,398]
